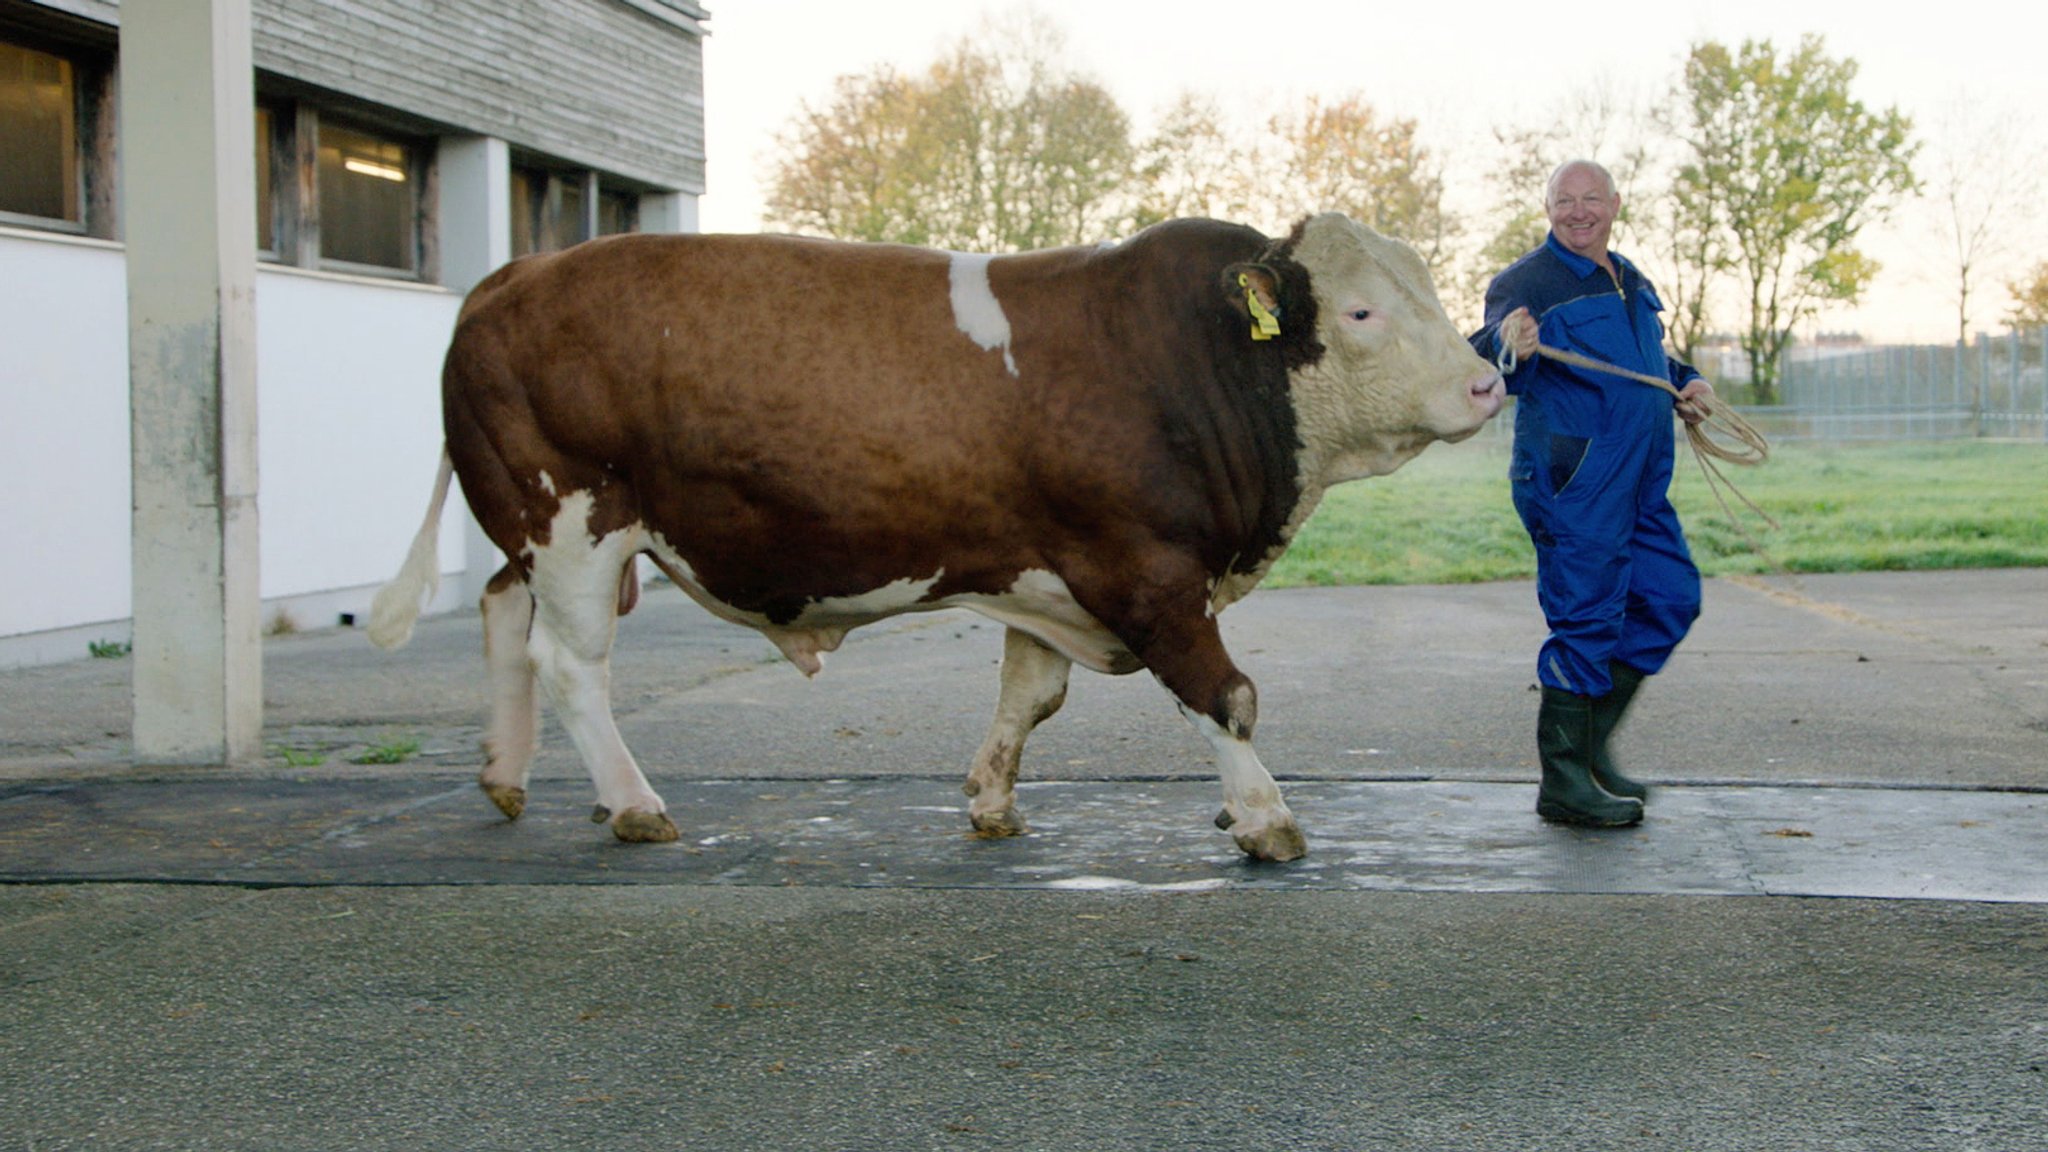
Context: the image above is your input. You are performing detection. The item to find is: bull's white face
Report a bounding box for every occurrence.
[1286,213,1503,484]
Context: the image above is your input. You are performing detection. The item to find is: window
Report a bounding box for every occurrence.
[316,120,418,272]
[255,99,429,278]
[0,38,80,228]
[254,104,274,253]
[513,163,639,256]
[598,187,637,238]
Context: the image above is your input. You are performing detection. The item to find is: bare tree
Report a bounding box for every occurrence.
[1922,96,2044,345]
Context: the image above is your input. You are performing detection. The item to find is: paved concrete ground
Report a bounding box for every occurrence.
[2,570,2046,1149]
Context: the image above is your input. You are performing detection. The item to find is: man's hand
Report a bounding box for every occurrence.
[1500,307,1539,361]
[1676,377,1716,426]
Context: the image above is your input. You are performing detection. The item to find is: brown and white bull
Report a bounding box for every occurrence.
[370,213,1501,861]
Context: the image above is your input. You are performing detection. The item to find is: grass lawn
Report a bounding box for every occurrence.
[1266,437,2048,588]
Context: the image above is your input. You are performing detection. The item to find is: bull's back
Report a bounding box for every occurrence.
[441,234,1071,601]
[453,234,1017,437]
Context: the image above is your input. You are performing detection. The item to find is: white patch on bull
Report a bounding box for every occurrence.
[643,537,1131,680]
[524,491,643,624]
[537,470,557,496]
[518,490,667,821]
[802,572,947,623]
[948,252,1019,377]
[1181,707,1298,845]
[643,532,949,677]
[954,569,1135,675]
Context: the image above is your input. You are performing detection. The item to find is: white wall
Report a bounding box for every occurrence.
[0,226,466,665]
[0,230,134,642]
[255,266,463,603]
[2,179,700,667]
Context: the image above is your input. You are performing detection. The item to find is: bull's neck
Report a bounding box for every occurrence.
[1307,436,1434,487]
[1294,417,1437,489]
[1204,465,1328,615]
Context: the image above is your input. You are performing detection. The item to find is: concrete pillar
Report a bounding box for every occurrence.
[639,190,698,235]
[437,135,512,604]
[121,0,261,766]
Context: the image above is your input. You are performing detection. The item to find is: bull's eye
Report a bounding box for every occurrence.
[1348,308,1373,322]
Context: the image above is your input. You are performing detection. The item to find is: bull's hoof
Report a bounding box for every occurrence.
[611,808,680,843]
[1230,820,1308,863]
[479,780,527,821]
[970,806,1028,839]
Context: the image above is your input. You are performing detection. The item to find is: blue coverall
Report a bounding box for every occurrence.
[1470,234,1703,699]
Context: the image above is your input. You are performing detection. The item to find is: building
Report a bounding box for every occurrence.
[1,0,710,667]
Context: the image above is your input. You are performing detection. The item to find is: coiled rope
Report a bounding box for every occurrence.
[1496,339,1780,538]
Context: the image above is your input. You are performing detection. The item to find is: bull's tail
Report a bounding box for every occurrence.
[369,448,457,650]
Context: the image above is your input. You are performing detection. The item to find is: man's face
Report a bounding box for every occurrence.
[1547,167,1619,263]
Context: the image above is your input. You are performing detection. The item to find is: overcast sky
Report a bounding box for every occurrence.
[697,1,2048,343]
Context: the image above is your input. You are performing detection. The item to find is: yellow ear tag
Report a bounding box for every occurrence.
[1240,273,1282,341]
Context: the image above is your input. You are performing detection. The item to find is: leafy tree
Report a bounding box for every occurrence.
[1264,94,1456,270]
[2007,261,2048,329]
[764,16,1132,251]
[1671,35,1918,403]
[764,67,927,244]
[1125,91,1457,276]
[767,19,1455,279]
[1128,93,1250,228]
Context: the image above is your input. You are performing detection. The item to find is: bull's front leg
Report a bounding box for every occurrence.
[1135,606,1306,862]
[963,627,1072,837]
[1176,694,1306,862]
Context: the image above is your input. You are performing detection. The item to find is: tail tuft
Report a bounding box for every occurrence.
[369,451,456,649]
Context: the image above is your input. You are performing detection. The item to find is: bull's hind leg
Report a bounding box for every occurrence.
[526,512,677,843]
[964,628,1072,837]
[478,565,540,819]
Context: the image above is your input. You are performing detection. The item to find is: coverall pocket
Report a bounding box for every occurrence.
[1547,434,1590,495]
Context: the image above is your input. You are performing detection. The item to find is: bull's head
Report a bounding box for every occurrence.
[1235,213,1503,485]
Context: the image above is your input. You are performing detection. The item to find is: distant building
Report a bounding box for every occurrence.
[1,0,709,665]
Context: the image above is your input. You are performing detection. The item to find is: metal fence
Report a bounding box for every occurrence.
[1747,327,2048,442]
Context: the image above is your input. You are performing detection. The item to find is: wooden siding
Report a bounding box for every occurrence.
[255,0,704,192]
[26,0,706,192]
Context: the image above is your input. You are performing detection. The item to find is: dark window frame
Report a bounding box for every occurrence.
[0,21,117,239]
[257,94,435,281]
[512,158,642,257]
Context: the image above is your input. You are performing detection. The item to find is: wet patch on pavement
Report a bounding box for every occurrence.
[1,775,2042,901]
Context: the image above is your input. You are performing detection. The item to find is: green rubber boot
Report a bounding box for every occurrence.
[1589,661,1649,802]
[1537,686,1644,828]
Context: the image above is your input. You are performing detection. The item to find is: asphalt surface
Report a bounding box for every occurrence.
[2,569,2046,1149]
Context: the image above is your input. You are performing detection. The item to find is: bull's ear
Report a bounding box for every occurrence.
[1222,262,1284,341]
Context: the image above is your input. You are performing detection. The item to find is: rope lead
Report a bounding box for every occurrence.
[1506,337,1784,562]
